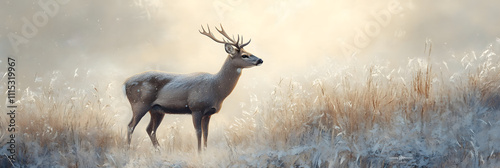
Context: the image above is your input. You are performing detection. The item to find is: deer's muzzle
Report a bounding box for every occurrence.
[256,59,263,66]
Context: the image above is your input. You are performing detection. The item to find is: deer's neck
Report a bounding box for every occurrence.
[214,56,242,99]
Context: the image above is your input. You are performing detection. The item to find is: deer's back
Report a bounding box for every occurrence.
[124,71,177,105]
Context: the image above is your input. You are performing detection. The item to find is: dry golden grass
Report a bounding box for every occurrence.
[223,47,500,167]
[5,82,127,167]
[1,47,500,167]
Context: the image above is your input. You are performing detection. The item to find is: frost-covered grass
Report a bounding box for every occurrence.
[0,75,127,167]
[1,46,500,167]
[223,47,500,167]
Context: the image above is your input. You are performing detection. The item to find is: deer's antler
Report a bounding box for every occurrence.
[199,24,227,44]
[199,24,251,49]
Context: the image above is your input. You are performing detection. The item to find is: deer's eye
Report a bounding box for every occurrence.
[242,55,249,58]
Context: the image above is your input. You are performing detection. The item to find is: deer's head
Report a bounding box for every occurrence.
[200,24,263,69]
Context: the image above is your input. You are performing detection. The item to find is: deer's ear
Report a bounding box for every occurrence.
[225,43,237,56]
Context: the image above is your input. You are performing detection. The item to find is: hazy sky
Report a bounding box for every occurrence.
[2,0,499,75]
[1,0,500,128]
[1,0,498,69]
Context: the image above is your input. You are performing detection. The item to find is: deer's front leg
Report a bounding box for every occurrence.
[192,111,203,152]
[201,115,211,149]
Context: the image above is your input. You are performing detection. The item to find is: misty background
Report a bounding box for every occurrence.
[1,0,500,138]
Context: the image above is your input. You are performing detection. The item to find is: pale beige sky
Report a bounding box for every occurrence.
[2,0,498,72]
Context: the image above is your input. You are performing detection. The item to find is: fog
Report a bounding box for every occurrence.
[2,0,500,133]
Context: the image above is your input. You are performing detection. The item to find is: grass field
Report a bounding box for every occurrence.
[1,47,500,167]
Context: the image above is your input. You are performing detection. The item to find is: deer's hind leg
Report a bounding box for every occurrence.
[147,107,165,148]
[127,103,150,146]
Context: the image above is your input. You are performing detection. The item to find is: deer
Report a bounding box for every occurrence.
[124,24,263,151]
